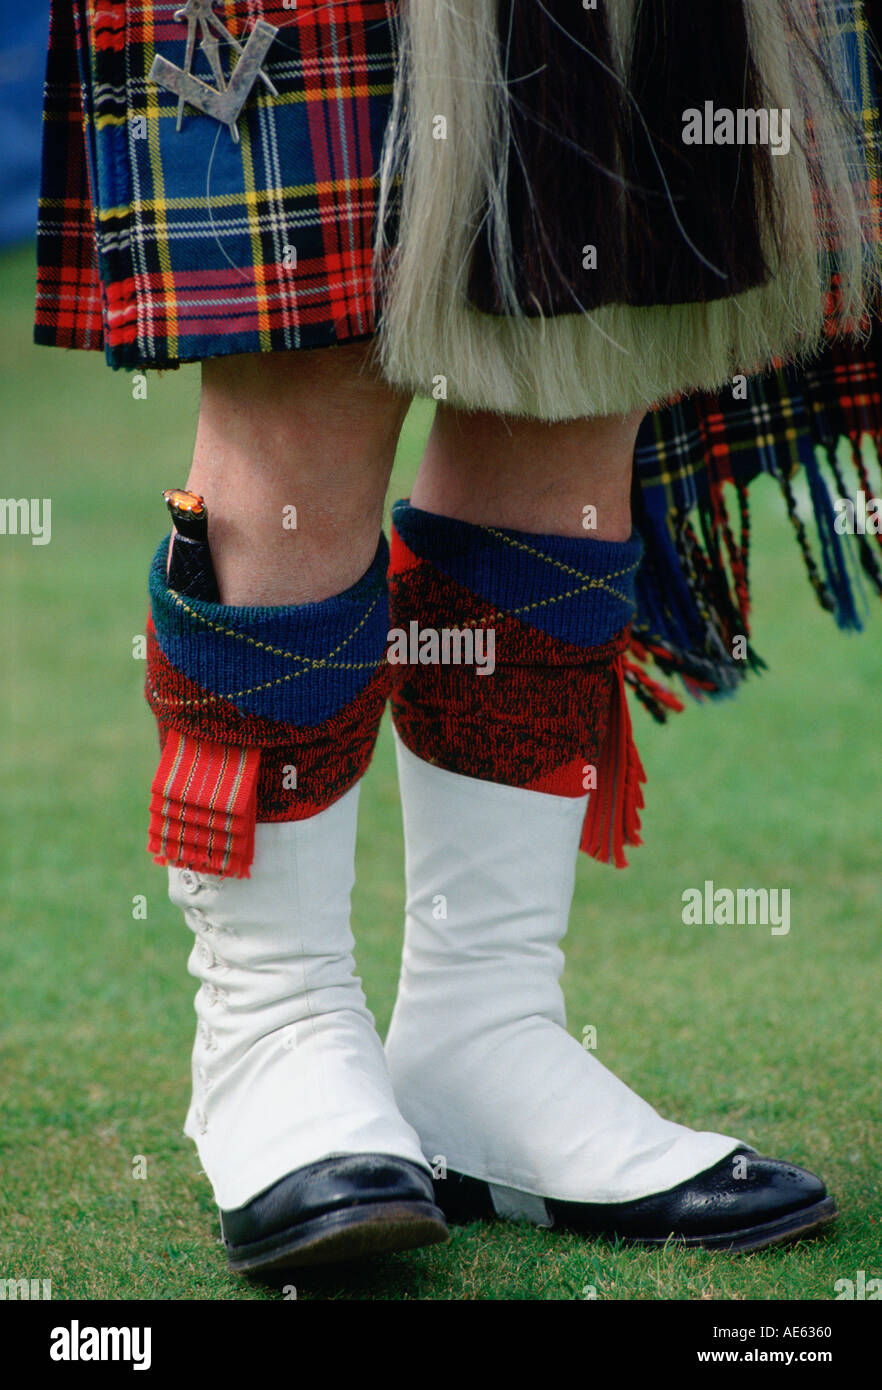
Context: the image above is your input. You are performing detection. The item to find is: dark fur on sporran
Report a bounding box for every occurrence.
[469,0,778,315]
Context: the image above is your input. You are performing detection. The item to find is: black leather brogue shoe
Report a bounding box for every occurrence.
[435,1151,837,1254]
[222,1154,449,1272]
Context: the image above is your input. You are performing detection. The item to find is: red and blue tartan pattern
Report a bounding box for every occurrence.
[35,0,398,367]
[631,323,882,696]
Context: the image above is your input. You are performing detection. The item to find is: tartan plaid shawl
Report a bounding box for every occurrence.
[35,0,397,366]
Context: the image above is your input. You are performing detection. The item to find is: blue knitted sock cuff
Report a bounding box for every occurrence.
[148,532,391,725]
[390,499,643,647]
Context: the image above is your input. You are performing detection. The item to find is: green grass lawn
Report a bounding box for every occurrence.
[1,242,880,1301]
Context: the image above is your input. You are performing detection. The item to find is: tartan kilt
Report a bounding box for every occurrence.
[34,0,398,367]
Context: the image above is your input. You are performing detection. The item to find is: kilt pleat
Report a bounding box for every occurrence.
[34,1,398,367]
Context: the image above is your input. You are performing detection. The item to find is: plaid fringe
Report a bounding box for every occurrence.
[631,326,882,709]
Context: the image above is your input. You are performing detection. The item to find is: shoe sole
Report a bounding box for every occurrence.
[226,1200,449,1273]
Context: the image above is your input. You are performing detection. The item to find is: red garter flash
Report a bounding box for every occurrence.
[148,731,260,879]
[145,619,392,878]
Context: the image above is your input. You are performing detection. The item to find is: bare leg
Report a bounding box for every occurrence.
[410,404,644,538]
[184,342,411,605]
